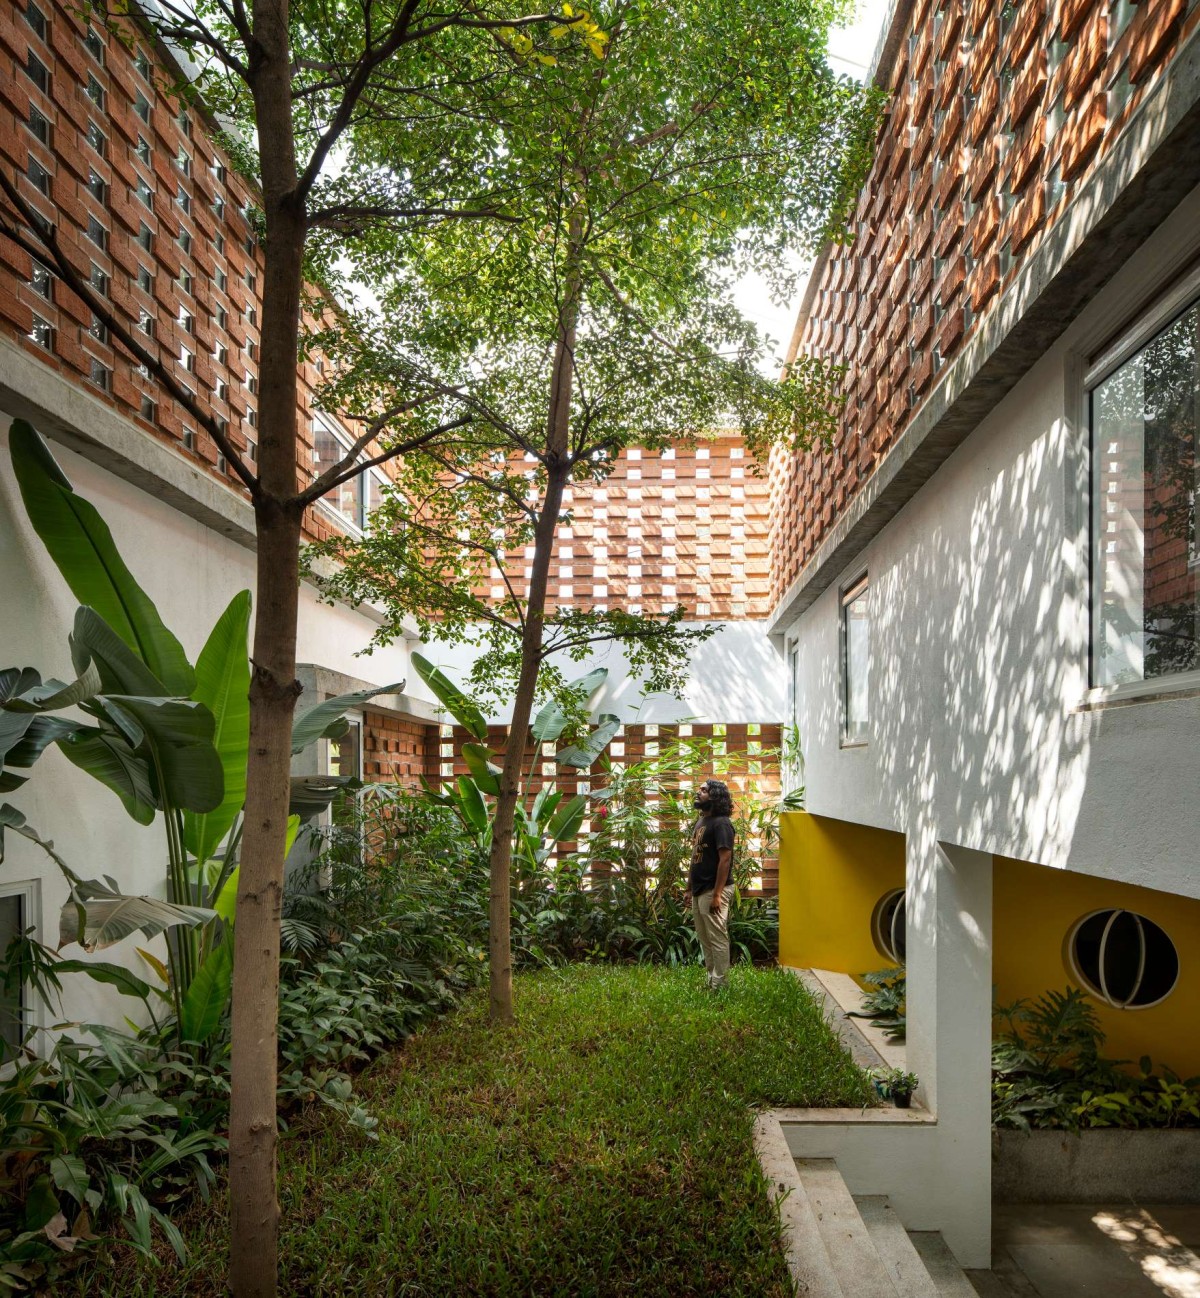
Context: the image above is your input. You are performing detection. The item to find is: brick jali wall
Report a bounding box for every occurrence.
[483,437,773,620]
[362,712,440,786]
[0,1,382,545]
[441,722,783,895]
[769,0,1200,603]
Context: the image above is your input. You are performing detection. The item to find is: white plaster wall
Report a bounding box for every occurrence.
[784,183,1200,900]
[0,419,414,1027]
[424,620,784,726]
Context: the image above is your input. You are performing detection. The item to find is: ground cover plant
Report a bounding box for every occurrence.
[86,965,872,1296]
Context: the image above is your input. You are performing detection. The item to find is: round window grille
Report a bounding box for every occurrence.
[1068,909,1179,1009]
[870,889,906,963]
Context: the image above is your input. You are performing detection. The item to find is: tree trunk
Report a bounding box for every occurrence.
[229,1,306,1292]
[486,461,569,1022]
[486,233,582,1022]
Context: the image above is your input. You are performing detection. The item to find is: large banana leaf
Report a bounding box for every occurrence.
[289,774,357,822]
[9,420,194,696]
[546,794,587,843]
[104,697,222,814]
[70,607,166,698]
[178,939,232,1043]
[556,713,622,769]
[6,716,82,768]
[455,776,489,835]
[183,591,251,863]
[411,653,488,741]
[529,667,609,744]
[58,727,156,824]
[461,743,501,795]
[60,877,216,951]
[290,681,403,755]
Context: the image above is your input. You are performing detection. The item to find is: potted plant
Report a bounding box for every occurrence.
[884,1068,919,1109]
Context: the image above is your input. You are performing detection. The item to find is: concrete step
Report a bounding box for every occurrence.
[909,1232,982,1297]
[797,1158,901,1297]
[855,1196,939,1298]
[752,1115,845,1297]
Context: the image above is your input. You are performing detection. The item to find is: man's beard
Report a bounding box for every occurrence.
[692,797,705,810]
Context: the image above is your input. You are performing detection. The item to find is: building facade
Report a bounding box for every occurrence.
[0,3,783,1042]
[769,0,1200,1265]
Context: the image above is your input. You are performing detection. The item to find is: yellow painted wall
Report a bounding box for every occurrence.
[992,856,1200,1079]
[778,811,905,974]
[779,812,1200,1076]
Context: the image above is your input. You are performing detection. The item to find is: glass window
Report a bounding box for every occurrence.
[86,121,107,157]
[85,215,107,251]
[1091,296,1199,686]
[24,2,46,39]
[89,263,109,296]
[86,74,105,110]
[0,894,26,1060]
[137,264,153,293]
[27,105,49,146]
[137,135,151,165]
[26,50,49,93]
[27,155,50,196]
[841,575,870,745]
[30,260,52,299]
[137,223,153,252]
[87,169,107,204]
[136,176,153,208]
[28,314,52,350]
[83,27,104,62]
[329,721,362,780]
[135,48,151,79]
[135,92,151,123]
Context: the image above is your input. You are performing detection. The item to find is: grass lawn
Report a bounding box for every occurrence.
[90,965,871,1296]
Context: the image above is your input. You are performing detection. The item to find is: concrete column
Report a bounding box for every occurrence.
[905,826,994,1267]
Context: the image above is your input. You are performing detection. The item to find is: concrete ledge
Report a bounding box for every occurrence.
[993,1129,1200,1204]
[753,1112,845,1297]
[775,1106,935,1125]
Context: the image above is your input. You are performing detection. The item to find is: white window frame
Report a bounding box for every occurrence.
[0,879,42,1064]
[840,573,870,748]
[311,414,390,536]
[1084,261,1200,705]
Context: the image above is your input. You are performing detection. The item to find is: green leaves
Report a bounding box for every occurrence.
[179,939,233,1043]
[411,654,488,741]
[10,421,194,696]
[556,714,621,769]
[183,591,252,863]
[291,681,403,755]
[60,877,216,951]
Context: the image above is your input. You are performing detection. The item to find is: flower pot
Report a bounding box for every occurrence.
[893,1093,912,1109]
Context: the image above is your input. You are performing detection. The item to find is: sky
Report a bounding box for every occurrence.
[731,0,893,370]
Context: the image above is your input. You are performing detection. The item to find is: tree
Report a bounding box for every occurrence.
[304,0,882,1023]
[0,1,600,1291]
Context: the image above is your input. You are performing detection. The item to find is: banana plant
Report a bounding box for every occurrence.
[4,420,398,1042]
[413,653,619,881]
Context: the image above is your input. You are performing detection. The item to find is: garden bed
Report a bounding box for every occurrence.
[83,965,871,1296]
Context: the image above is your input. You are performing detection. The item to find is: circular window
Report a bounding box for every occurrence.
[1068,909,1179,1009]
[871,889,906,964]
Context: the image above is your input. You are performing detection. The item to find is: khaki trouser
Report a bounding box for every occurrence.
[691,888,731,987]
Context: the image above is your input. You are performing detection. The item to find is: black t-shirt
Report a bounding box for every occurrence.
[689,814,735,894]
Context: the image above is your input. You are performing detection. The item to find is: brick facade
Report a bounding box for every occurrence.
[483,437,773,620]
[442,722,783,894]
[361,711,441,786]
[769,0,1200,603]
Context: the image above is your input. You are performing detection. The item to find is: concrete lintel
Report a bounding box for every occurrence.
[769,28,1200,637]
[295,663,439,725]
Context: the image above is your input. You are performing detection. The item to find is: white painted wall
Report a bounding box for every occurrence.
[781,183,1200,899]
[424,620,784,726]
[0,419,415,1028]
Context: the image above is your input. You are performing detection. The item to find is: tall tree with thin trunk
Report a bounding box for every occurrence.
[1,0,597,1290]
[306,0,883,1022]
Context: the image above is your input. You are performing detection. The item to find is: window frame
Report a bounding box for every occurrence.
[1085,261,1200,702]
[0,879,41,1064]
[840,572,871,748]
[311,415,390,535]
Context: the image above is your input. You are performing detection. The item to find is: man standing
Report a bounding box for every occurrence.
[686,779,736,989]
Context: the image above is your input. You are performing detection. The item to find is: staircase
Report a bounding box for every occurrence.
[755,1116,978,1297]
